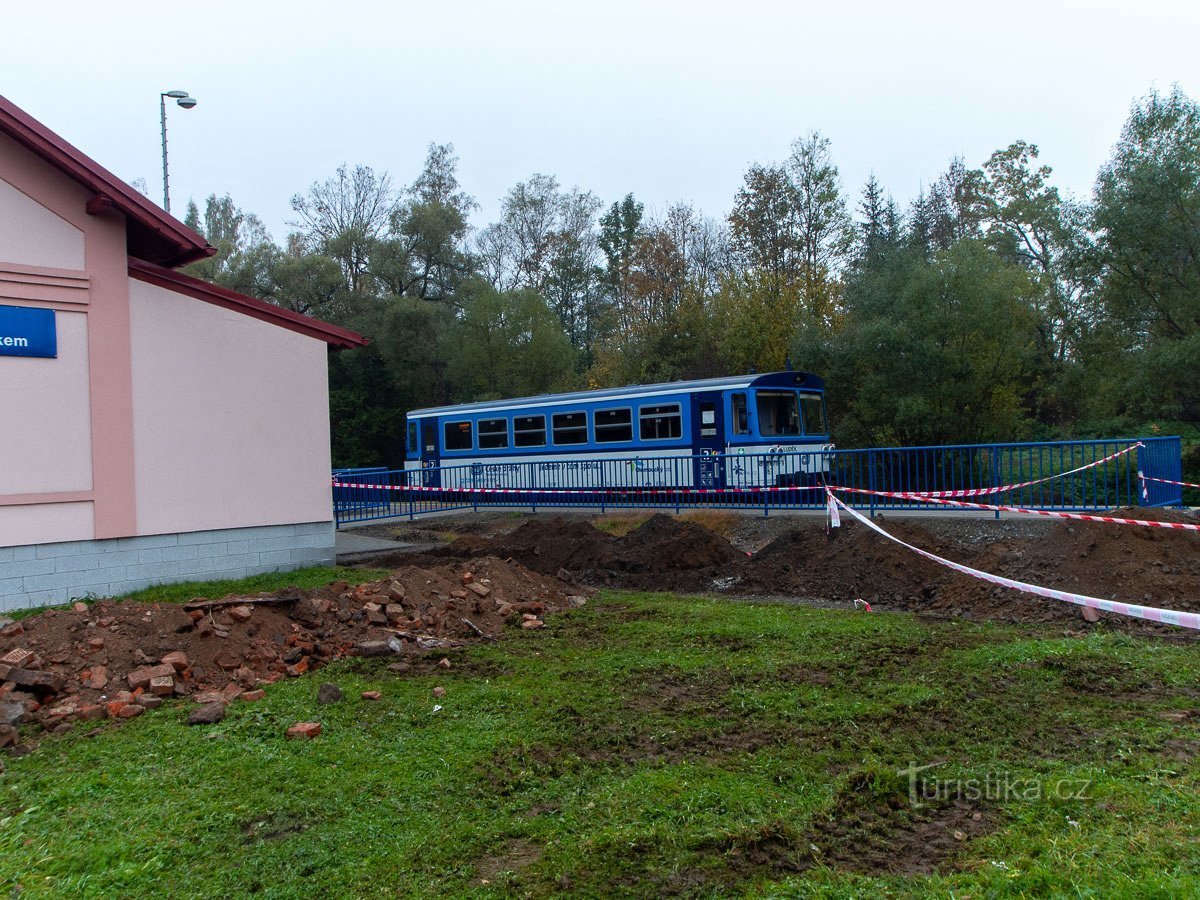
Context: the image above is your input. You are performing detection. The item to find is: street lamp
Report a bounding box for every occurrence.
[159,90,197,214]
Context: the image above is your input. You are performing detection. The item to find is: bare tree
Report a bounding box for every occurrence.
[290,164,397,293]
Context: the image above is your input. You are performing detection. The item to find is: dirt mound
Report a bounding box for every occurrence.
[925,507,1200,627]
[738,518,962,603]
[614,514,743,574]
[390,514,742,589]
[495,517,619,574]
[381,517,618,578]
[0,558,585,746]
[369,505,1200,633]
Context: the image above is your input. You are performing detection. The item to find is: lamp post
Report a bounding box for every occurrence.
[159,90,197,214]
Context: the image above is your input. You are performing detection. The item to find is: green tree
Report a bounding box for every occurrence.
[833,239,1040,446]
[182,193,272,284]
[447,280,577,400]
[1092,86,1200,426]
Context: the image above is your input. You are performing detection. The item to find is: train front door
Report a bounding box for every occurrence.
[691,392,725,491]
[420,420,441,487]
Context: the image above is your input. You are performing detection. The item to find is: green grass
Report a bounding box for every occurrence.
[4,567,390,620]
[1,591,1198,897]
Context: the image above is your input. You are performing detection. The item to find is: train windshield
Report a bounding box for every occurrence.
[799,393,826,434]
[755,391,801,436]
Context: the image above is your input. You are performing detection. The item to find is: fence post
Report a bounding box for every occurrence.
[868,450,876,518]
[990,447,1001,520]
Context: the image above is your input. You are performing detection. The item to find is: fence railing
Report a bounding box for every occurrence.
[331,436,1183,526]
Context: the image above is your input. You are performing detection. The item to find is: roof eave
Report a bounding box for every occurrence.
[0,95,216,267]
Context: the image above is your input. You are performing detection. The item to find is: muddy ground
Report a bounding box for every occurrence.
[361,506,1200,634]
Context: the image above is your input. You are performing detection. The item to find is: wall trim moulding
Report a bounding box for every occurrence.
[0,262,90,306]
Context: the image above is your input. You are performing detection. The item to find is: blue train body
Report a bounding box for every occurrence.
[402,371,833,493]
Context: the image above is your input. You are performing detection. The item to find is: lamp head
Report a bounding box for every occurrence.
[164,89,190,99]
[176,96,198,109]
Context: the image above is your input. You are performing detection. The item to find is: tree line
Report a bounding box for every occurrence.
[182,86,1200,470]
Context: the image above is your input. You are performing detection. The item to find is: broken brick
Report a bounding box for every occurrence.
[149,675,175,696]
[361,691,382,701]
[87,666,109,690]
[461,572,474,584]
[466,582,491,598]
[117,704,145,719]
[227,606,253,623]
[1,622,24,638]
[1,648,40,670]
[221,683,244,702]
[432,686,446,699]
[240,689,265,702]
[286,721,322,739]
[285,659,310,677]
[127,664,175,690]
[161,651,189,672]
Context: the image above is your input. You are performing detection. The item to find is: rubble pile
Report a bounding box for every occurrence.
[0,557,585,748]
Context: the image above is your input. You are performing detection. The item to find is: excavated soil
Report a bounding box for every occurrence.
[375,507,1200,634]
[0,558,584,744]
[6,505,1197,750]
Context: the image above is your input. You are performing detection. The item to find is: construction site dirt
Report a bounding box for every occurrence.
[3,506,1197,748]
[366,507,1200,634]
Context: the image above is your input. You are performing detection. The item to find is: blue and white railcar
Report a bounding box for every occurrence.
[402,371,832,492]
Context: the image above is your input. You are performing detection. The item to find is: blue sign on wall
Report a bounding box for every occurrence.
[0,305,57,359]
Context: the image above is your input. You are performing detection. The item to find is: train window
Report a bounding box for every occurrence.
[444,420,473,450]
[406,421,418,454]
[478,418,509,449]
[799,393,826,434]
[513,414,547,447]
[755,391,800,436]
[731,394,749,435]
[552,411,588,445]
[639,404,682,440]
[594,408,633,443]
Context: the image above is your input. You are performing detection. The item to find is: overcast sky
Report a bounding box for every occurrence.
[4,0,1199,242]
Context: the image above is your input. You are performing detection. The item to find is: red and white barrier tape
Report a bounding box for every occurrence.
[827,485,1200,532]
[1139,472,1200,491]
[332,480,824,496]
[900,443,1142,498]
[827,491,1200,631]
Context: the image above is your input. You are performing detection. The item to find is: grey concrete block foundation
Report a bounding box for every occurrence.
[0,521,335,612]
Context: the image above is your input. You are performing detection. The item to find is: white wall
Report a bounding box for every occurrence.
[128,280,334,535]
[0,311,94,496]
[0,175,84,271]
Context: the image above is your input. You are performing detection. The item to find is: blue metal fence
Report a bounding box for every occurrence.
[331,436,1183,527]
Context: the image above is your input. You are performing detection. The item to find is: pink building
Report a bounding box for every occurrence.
[0,96,366,611]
